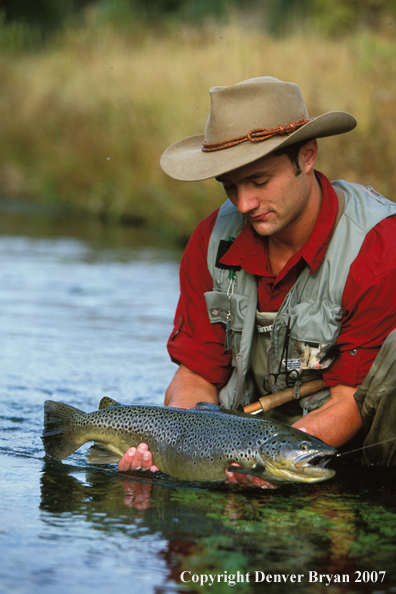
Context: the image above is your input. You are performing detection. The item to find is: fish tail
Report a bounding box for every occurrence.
[42,400,86,461]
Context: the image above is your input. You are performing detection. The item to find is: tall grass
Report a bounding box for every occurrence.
[1,10,396,241]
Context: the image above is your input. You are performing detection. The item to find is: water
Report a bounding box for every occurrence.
[1,202,396,594]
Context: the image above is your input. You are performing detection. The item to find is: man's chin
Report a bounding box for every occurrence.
[249,219,276,237]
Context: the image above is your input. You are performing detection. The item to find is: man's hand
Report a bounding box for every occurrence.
[225,463,277,489]
[292,384,362,448]
[118,443,159,473]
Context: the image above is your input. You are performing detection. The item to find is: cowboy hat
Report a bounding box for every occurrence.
[160,76,357,182]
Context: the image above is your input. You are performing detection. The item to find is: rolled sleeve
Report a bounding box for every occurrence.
[167,210,233,389]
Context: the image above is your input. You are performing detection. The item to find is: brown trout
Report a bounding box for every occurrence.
[42,398,336,484]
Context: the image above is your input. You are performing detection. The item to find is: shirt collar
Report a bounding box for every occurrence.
[219,171,339,278]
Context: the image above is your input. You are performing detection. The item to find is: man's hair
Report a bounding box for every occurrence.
[273,139,312,176]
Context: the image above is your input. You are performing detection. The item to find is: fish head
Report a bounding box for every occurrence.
[256,429,336,484]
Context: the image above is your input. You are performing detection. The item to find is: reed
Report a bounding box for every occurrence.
[1,13,396,241]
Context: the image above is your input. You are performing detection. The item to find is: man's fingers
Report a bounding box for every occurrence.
[225,463,277,489]
[134,443,148,469]
[118,447,137,471]
[118,443,159,472]
[141,450,159,472]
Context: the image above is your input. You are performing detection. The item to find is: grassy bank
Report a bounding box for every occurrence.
[1,12,396,241]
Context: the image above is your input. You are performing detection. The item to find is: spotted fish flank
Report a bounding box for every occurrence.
[42,399,336,484]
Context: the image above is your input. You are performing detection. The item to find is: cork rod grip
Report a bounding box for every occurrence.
[243,379,326,414]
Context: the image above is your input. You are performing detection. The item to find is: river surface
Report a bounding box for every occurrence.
[1,201,396,594]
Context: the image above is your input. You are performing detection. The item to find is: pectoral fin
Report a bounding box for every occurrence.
[87,443,123,464]
[226,464,266,475]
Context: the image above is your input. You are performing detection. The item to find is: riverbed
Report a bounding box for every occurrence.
[1,202,396,594]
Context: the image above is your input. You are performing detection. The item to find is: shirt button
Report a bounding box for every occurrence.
[350,349,358,356]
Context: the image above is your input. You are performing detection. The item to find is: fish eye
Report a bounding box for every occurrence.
[300,442,310,451]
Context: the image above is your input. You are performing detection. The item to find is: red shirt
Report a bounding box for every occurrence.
[167,172,396,389]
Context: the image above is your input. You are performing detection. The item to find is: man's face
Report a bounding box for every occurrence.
[216,142,317,239]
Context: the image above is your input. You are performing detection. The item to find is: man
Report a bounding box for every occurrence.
[118,77,396,485]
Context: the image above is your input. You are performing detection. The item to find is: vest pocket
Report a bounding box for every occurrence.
[204,291,249,331]
[284,298,343,345]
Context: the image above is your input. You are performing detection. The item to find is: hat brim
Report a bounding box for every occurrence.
[160,111,357,182]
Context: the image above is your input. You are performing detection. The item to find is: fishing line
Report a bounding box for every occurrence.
[337,435,396,458]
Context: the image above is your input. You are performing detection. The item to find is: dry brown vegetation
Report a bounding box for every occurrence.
[1,14,396,240]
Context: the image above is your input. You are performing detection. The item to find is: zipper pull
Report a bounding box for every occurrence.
[225,312,233,351]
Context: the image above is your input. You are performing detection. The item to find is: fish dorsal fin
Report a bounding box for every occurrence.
[190,402,223,412]
[98,397,122,410]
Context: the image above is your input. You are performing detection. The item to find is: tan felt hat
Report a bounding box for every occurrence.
[160,76,357,181]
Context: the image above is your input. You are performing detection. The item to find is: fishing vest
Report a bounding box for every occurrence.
[204,181,396,410]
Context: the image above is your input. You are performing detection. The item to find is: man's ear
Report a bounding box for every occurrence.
[300,139,318,173]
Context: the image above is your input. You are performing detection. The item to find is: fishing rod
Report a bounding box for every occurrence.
[243,379,327,414]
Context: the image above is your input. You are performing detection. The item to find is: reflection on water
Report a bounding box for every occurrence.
[1,202,396,594]
[38,459,396,594]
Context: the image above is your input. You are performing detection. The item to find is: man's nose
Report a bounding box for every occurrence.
[235,186,260,214]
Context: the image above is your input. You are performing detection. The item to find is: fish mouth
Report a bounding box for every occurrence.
[295,451,334,468]
[262,447,337,484]
[294,451,335,474]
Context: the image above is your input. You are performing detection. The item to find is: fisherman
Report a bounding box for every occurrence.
[119,76,396,485]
